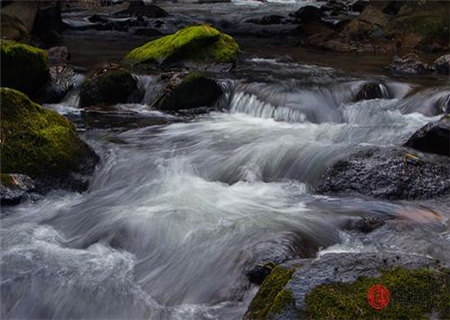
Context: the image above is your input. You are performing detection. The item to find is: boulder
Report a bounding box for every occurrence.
[0,40,49,97]
[292,6,323,23]
[245,252,449,320]
[0,174,35,205]
[0,88,98,191]
[124,25,240,72]
[387,53,433,74]
[79,67,138,107]
[41,65,78,103]
[405,115,450,157]
[316,147,450,200]
[433,54,450,75]
[127,1,169,18]
[343,5,388,38]
[0,1,39,41]
[353,82,385,101]
[154,72,223,111]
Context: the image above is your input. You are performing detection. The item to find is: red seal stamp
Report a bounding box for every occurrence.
[367,284,390,310]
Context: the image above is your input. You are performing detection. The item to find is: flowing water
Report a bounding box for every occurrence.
[2,24,450,320]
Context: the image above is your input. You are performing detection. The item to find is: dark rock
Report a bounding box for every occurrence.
[405,115,450,157]
[127,1,169,18]
[0,1,39,41]
[342,216,386,233]
[387,53,433,74]
[381,0,406,15]
[353,82,385,101]
[0,174,35,206]
[41,65,77,103]
[433,54,450,75]
[133,28,162,37]
[292,6,323,23]
[32,1,63,36]
[154,72,223,111]
[47,46,70,65]
[246,15,285,25]
[351,0,368,13]
[316,147,450,200]
[80,66,138,107]
[247,262,276,285]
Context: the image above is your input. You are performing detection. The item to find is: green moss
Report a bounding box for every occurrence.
[244,266,295,320]
[0,88,94,179]
[0,40,49,96]
[80,68,137,107]
[305,267,450,320]
[124,25,239,68]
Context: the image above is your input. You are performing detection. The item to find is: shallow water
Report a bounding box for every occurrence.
[2,18,450,320]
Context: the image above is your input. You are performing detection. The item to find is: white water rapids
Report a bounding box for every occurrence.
[2,58,450,319]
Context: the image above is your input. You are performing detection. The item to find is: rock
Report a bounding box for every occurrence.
[246,15,285,25]
[343,5,388,38]
[0,174,35,205]
[316,147,450,200]
[133,28,162,37]
[0,40,49,97]
[127,1,169,18]
[0,1,39,41]
[433,54,450,75]
[124,25,240,72]
[41,65,78,103]
[154,72,223,111]
[47,46,70,65]
[341,216,385,233]
[248,252,449,320]
[292,6,323,23]
[0,88,99,191]
[32,1,63,44]
[247,262,277,285]
[405,115,450,157]
[79,67,138,107]
[353,82,385,101]
[387,53,433,74]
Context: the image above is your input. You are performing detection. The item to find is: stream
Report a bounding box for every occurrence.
[1,3,450,320]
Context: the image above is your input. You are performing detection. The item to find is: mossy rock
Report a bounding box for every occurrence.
[80,68,138,107]
[244,266,296,320]
[124,25,239,71]
[155,72,223,111]
[0,40,49,96]
[0,88,98,186]
[305,267,450,319]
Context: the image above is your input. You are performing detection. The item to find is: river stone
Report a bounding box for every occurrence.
[80,67,138,107]
[353,82,385,101]
[405,115,450,157]
[433,54,450,75]
[316,147,450,200]
[292,6,323,23]
[0,174,35,206]
[387,53,433,74]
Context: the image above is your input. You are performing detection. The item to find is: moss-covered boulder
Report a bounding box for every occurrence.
[80,67,138,107]
[124,25,239,71]
[0,88,98,190]
[154,72,223,111]
[1,41,49,97]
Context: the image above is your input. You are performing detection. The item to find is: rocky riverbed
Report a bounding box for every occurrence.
[1,0,450,319]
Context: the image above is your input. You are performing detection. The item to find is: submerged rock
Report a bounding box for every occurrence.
[433,54,450,75]
[246,252,449,320]
[405,115,450,157]
[0,40,49,97]
[387,53,433,74]
[124,25,240,72]
[316,147,450,200]
[353,82,385,102]
[80,67,138,107]
[0,174,35,206]
[0,88,98,191]
[154,72,223,111]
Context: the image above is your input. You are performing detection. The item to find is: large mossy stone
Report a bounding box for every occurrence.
[155,72,223,111]
[124,25,239,71]
[0,88,98,185]
[1,41,49,97]
[79,68,138,107]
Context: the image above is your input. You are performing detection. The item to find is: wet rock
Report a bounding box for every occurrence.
[124,25,239,72]
[47,46,70,65]
[341,216,386,233]
[32,1,63,45]
[0,40,49,97]
[0,88,99,192]
[0,174,35,206]
[433,54,450,75]
[387,53,433,74]
[405,115,450,157]
[247,262,277,285]
[353,82,384,101]
[316,147,450,200]
[291,6,323,23]
[344,5,388,38]
[127,1,169,18]
[80,66,138,107]
[154,72,223,111]
[41,65,77,103]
